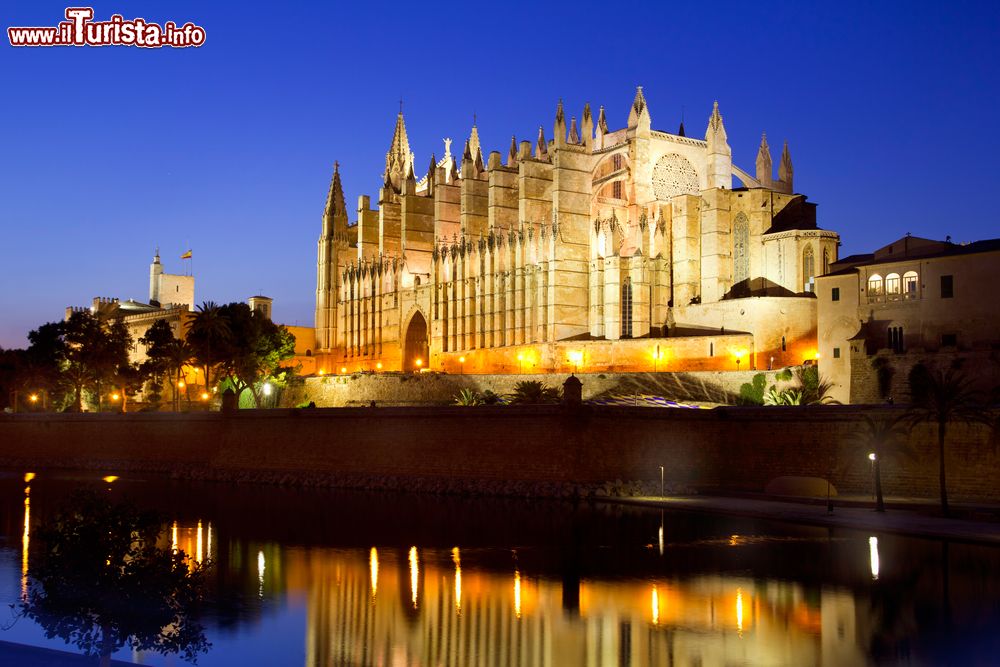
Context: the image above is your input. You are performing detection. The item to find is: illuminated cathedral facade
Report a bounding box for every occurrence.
[315,88,839,374]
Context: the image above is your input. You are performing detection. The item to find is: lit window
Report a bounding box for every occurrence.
[621,278,633,338]
[885,273,900,296]
[867,274,883,296]
[802,246,815,293]
[903,271,918,297]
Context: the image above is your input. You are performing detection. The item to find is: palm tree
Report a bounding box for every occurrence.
[905,364,991,516]
[164,339,192,411]
[508,380,561,405]
[185,302,230,392]
[847,414,914,512]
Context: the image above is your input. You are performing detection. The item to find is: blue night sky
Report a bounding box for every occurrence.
[1,0,998,348]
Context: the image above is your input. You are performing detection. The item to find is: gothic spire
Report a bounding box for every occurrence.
[755,132,773,185]
[469,119,483,165]
[677,120,686,137]
[384,109,412,185]
[535,126,547,158]
[597,105,608,134]
[627,86,650,129]
[569,117,580,144]
[324,161,346,218]
[705,100,727,144]
[507,135,517,167]
[779,140,794,189]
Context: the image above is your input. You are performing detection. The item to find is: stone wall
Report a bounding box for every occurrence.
[1,405,995,502]
[285,368,798,407]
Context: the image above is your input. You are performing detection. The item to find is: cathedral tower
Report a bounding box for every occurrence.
[316,162,350,352]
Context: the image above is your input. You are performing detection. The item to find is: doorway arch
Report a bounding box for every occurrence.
[402,311,429,372]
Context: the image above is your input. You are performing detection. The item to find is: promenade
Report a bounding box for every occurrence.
[604,494,1000,545]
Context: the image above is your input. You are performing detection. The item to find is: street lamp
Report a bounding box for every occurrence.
[458,356,465,375]
[868,452,877,500]
[415,358,423,369]
[262,382,272,397]
[29,394,38,404]
[517,353,524,374]
[654,345,663,373]
[376,362,383,371]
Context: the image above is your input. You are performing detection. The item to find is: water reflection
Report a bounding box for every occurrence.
[5,474,1000,666]
[299,548,864,667]
[869,535,880,580]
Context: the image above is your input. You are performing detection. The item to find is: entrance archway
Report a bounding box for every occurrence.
[402,311,428,372]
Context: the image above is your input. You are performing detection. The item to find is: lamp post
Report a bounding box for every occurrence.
[654,345,661,373]
[458,356,465,375]
[517,353,524,374]
[868,452,877,501]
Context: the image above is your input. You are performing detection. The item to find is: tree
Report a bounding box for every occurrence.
[62,311,132,412]
[906,364,992,516]
[24,321,72,410]
[846,414,915,512]
[185,302,231,392]
[214,303,296,407]
[140,320,190,411]
[22,492,209,667]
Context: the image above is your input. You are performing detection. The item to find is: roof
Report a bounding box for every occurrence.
[823,236,1000,277]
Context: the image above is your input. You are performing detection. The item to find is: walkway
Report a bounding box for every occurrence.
[602,495,1000,546]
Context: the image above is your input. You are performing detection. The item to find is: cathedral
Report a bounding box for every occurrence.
[315,88,839,374]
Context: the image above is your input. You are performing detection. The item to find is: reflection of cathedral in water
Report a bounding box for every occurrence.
[292,547,866,667]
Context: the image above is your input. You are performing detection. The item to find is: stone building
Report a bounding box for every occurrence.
[817,235,1000,403]
[316,88,839,374]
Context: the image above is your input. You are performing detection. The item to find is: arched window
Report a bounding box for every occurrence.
[822,249,830,275]
[868,274,883,297]
[621,278,633,338]
[903,271,918,298]
[733,213,750,286]
[885,273,901,297]
[802,245,815,293]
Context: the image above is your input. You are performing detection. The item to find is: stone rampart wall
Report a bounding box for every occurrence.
[1,406,996,501]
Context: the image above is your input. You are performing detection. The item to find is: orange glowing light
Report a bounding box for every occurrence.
[340,366,347,374]
[458,356,465,364]
[200,392,209,400]
[102,475,119,484]
[178,380,186,388]
[28,394,38,403]
[110,393,120,401]
[24,472,35,483]
[318,369,325,376]
[376,362,383,370]
[415,359,423,367]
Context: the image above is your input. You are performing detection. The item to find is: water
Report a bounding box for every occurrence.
[1,471,998,666]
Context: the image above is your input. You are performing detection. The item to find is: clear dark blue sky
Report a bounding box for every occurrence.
[2,0,998,348]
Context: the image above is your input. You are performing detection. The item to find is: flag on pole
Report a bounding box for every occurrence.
[180,250,192,259]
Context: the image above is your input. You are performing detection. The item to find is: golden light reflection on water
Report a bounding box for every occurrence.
[21,484,30,599]
[24,472,35,484]
[408,546,419,609]
[101,475,119,484]
[651,584,659,625]
[736,587,744,636]
[369,547,378,598]
[452,547,461,614]
[514,569,522,619]
[295,548,859,667]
